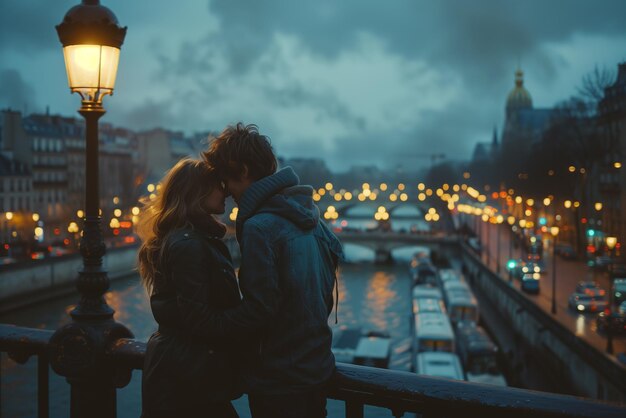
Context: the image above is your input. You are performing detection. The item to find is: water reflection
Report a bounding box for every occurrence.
[366,271,398,331]
[575,315,586,337]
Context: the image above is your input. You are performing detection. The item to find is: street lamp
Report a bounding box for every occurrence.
[507,216,516,282]
[550,226,560,314]
[49,2,131,417]
[496,215,504,274]
[605,236,618,354]
[56,0,127,315]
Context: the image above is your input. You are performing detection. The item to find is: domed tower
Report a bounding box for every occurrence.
[506,69,532,117]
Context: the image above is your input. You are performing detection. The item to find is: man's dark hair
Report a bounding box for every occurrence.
[203,123,278,181]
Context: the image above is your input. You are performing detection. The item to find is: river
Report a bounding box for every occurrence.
[0,244,424,418]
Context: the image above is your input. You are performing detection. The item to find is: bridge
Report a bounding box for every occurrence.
[334,230,458,262]
[1,323,624,418]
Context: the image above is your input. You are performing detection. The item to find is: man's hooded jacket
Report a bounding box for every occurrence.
[177,167,344,395]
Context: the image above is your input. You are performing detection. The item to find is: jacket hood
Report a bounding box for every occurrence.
[236,167,316,239]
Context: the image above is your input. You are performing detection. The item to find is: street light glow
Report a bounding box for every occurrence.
[606,236,617,250]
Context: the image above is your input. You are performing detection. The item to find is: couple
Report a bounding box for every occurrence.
[137,123,343,418]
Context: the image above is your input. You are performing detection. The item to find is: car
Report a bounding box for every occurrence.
[619,300,626,314]
[568,294,609,313]
[574,281,606,298]
[520,262,542,276]
[596,310,626,335]
[521,273,540,294]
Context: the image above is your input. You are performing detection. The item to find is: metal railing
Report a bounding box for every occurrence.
[2,324,626,418]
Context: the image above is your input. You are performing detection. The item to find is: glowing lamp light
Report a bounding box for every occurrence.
[131,207,140,216]
[32,213,40,222]
[539,217,547,226]
[5,212,13,221]
[594,202,603,211]
[550,226,559,237]
[606,236,617,250]
[57,0,127,105]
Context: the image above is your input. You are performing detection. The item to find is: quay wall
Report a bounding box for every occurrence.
[0,245,139,314]
[0,237,241,314]
[459,242,626,404]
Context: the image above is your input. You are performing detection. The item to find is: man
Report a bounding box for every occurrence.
[198,123,343,418]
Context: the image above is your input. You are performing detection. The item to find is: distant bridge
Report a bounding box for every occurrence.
[334,230,460,262]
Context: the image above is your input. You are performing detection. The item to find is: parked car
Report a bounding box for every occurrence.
[596,310,626,335]
[521,262,542,276]
[521,273,540,294]
[574,281,606,298]
[568,294,609,313]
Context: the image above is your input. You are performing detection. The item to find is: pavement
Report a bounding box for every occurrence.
[474,220,626,360]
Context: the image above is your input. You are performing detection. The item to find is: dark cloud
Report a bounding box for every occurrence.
[206,0,626,78]
[0,69,38,113]
[113,98,179,132]
[261,82,366,130]
[0,0,75,53]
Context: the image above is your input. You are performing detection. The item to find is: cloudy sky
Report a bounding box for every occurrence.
[1,0,625,171]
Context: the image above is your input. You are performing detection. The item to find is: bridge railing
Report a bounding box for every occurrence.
[2,324,626,418]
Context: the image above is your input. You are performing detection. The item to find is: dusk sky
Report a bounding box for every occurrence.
[1,0,625,171]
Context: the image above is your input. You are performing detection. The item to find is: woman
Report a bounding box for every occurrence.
[137,158,241,418]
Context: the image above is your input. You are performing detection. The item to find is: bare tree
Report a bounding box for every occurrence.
[577,65,616,107]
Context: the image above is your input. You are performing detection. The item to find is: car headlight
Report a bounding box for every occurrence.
[522,267,528,273]
[534,266,540,273]
[577,304,585,311]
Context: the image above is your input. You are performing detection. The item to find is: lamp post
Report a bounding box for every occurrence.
[496,215,504,274]
[550,226,559,315]
[507,216,515,282]
[49,2,132,417]
[605,236,617,354]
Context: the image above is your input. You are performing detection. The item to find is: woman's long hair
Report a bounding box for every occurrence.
[136,158,225,293]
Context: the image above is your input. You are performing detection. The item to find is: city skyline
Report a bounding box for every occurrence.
[1,0,626,170]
